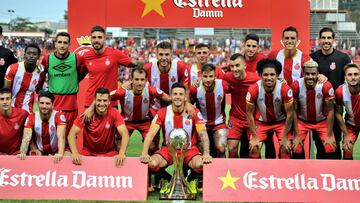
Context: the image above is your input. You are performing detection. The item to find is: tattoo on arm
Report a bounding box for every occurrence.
[199,129,210,154]
[20,130,33,154]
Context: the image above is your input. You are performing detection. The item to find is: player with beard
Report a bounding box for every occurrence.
[18,91,67,163]
[244,33,266,73]
[68,88,130,167]
[223,54,260,158]
[190,64,230,158]
[0,88,29,155]
[335,64,360,160]
[246,58,294,159]
[4,44,45,113]
[291,60,336,159]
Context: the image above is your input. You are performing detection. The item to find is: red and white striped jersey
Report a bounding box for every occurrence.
[111,84,164,122]
[292,79,334,122]
[5,62,45,113]
[335,83,360,127]
[190,79,230,127]
[24,111,66,155]
[247,80,294,122]
[188,64,224,83]
[152,105,205,147]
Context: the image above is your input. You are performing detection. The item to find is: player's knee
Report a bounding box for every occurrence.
[227,140,239,152]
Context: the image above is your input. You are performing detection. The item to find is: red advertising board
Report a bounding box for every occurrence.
[0,156,147,201]
[204,159,360,202]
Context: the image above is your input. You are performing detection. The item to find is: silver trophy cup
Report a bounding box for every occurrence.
[159,128,197,200]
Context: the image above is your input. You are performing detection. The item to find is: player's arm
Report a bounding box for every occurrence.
[54,124,66,163]
[115,124,130,167]
[246,102,261,152]
[140,123,160,163]
[160,93,171,104]
[282,101,294,151]
[325,99,335,138]
[197,125,212,163]
[4,78,11,88]
[68,125,82,165]
[17,128,33,160]
[291,99,302,148]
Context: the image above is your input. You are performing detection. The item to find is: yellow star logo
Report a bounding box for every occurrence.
[141,0,166,18]
[218,170,240,190]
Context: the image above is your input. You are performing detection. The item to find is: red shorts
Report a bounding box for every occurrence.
[206,123,227,137]
[126,121,151,139]
[253,120,291,142]
[155,146,201,166]
[298,119,334,142]
[81,148,118,157]
[346,124,360,143]
[227,116,249,140]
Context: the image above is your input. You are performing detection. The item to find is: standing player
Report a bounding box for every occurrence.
[4,44,45,113]
[41,32,86,139]
[17,91,67,163]
[0,88,29,155]
[140,83,212,193]
[82,26,138,108]
[244,33,266,73]
[0,25,18,88]
[310,27,352,159]
[291,60,336,159]
[223,54,259,158]
[335,64,360,160]
[246,58,294,159]
[190,64,230,158]
[68,88,130,167]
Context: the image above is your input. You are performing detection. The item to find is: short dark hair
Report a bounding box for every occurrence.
[244,33,259,43]
[319,27,335,39]
[256,58,283,75]
[24,44,41,55]
[344,63,360,74]
[157,41,172,50]
[91,25,105,34]
[230,53,245,61]
[0,25,2,35]
[171,82,186,92]
[201,63,216,73]
[0,87,11,96]
[283,26,298,37]
[195,43,209,50]
[56,32,71,42]
[95,87,110,96]
[38,90,55,103]
[131,67,147,78]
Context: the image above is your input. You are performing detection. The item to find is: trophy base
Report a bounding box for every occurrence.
[159,193,197,200]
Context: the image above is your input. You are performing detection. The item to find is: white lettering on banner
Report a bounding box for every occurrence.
[173,0,243,18]
[243,171,360,191]
[0,168,133,189]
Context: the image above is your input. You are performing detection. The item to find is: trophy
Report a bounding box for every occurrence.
[159,128,197,200]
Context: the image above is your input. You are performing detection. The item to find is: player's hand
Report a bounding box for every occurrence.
[201,154,212,164]
[121,80,132,90]
[317,74,328,84]
[17,153,26,160]
[342,137,354,152]
[71,153,82,165]
[185,102,195,117]
[115,153,126,167]
[82,108,95,124]
[54,153,63,164]
[279,139,291,153]
[279,78,287,85]
[249,138,261,152]
[191,78,201,88]
[324,136,336,151]
[140,154,151,164]
[292,136,303,149]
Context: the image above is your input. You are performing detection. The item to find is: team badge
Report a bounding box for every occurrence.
[14,123,19,130]
[89,62,93,66]
[0,58,5,66]
[171,76,176,82]
[217,95,222,101]
[329,88,334,96]
[32,79,38,85]
[287,89,293,97]
[143,98,149,104]
[105,122,110,129]
[330,62,336,70]
[50,125,55,132]
[275,97,281,103]
[60,114,66,122]
[294,63,300,70]
[105,58,111,66]
[185,119,191,125]
[316,92,322,99]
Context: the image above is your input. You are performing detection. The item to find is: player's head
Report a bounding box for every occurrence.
[0,88,12,113]
[303,60,319,88]
[171,82,186,108]
[24,44,41,66]
[229,53,246,79]
[344,63,360,87]
[282,26,299,51]
[91,25,106,51]
[201,63,216,89]
[131,67,147,93]
[38,91,54,116]
[257,58,282,89]
[194,43,210,65]
[156,41,172,69]
[94,87,110,115]
[319,27,335,53]
[244,33,259,59]
[55,32,71,56]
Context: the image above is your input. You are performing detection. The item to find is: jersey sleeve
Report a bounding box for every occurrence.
[282,85,294,104]
[322,81,335,101]
[246,84,259,104]
[189,85,197,101]
[152,109,165,126]
[149,85,164,99]
[24,114,35,129]
[291,80,300,100]
[216,67,225,79]
[5,63,17,81]
[73,116,84,129]
[194,109,206,133]
[41,55,49,72]
[267,50,277,59]
[178,62,190,85]
[112,108,125,127]
[143,62,152,82]
[111,88,125,100]
[115,49,132,67]
[335,86,344,106]
[222,80,231,93]
[55,112,67,126]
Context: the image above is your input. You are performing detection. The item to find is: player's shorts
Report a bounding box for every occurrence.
[0,150,20,155]
[298,119,333,142]
[206,123,227,137]
[253,120,292,142]
[125,120,151,139]
[346,124,360,143]
[155,146,201,166]
[81,148,118,157]
[227,116,249,140]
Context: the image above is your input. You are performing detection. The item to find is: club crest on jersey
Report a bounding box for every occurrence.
[143,98,149,104]
[50,125,55,132]
[60,115,66,122]
[0,58,5,66]
[217,94,222,101]
[32,79,38,85]
[105,58,111,66]
[14,123,19,130]
[294,63,300,70]
[275,97,281,103]
[330,62,336,70]
[316,92,322,99]
[105,122,110,129]
[185,119,191,125]
[329,88,334,96]
[171,76,176,82]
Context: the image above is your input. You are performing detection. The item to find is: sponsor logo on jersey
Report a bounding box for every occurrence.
[14,123,19,130]
[330,62,336,70]
[0,58,5,66]
[105,58,110,66]
[105,122,110,129]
